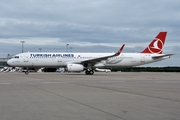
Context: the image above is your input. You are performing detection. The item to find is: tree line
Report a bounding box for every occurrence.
[111,67,180,72]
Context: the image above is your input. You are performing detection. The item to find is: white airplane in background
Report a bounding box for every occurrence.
[95,68,111,73]
[7,32,173,75]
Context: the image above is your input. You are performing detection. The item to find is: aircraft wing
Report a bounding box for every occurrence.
[152,54,174,59]
[79,44,125,64]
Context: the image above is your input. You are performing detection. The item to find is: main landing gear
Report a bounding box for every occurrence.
[85,69,94,75]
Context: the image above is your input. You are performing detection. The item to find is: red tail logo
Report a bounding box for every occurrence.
[141,32,167,54]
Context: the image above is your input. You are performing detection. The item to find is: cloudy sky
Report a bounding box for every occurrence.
[0,0,179,67]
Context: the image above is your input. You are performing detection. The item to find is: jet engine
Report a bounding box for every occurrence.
[67,64,84,72]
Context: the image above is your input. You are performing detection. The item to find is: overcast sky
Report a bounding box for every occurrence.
[0,0,179,66]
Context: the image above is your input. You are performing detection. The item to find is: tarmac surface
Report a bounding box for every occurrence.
[0,72,180,120]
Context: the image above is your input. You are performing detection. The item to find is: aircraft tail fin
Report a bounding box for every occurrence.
[141,32,167,54]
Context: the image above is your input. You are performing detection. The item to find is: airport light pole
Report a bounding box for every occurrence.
[21,41,25,53]
[66,44,69,52]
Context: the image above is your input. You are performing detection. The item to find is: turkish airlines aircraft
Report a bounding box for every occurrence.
[7,32,173,75]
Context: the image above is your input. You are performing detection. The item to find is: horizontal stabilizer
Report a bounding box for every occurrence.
[152,54,174,59]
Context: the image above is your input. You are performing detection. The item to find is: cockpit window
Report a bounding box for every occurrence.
[14,56,19,59]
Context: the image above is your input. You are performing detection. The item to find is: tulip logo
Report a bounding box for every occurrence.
[148,38,163,54]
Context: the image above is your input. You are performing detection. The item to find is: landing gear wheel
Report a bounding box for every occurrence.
[89,70,94,75]
[85,70,94,75]
[25,71,29,75]
[85,70,90,75]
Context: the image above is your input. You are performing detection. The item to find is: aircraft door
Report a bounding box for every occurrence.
[24,53,29,62]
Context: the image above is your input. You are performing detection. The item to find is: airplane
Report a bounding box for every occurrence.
[7,32,173,75]
[95,68,111,73]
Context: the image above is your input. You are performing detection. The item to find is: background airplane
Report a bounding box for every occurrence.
[7,32,173,75]
[95,68,111,73]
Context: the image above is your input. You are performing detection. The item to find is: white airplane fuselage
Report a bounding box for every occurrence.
[7,32,173,75]
[7,52,169,68]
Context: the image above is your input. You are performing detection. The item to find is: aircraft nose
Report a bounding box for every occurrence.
[7,59,13,66]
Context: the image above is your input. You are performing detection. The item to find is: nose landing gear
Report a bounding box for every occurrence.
[24,67,29,75]
[25,71,29,75]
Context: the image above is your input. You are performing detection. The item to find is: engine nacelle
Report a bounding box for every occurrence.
[67,64,84,72]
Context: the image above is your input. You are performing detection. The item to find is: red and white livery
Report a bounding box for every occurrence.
[7,32,173,75]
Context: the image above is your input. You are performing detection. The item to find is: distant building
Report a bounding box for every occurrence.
[0,54,14,67]
[0,58,10,67]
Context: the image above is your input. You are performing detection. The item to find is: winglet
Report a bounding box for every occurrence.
[116,44,125,55]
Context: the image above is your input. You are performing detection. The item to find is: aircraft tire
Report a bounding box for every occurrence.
[85,70,90,75]
[89,70,94,75]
